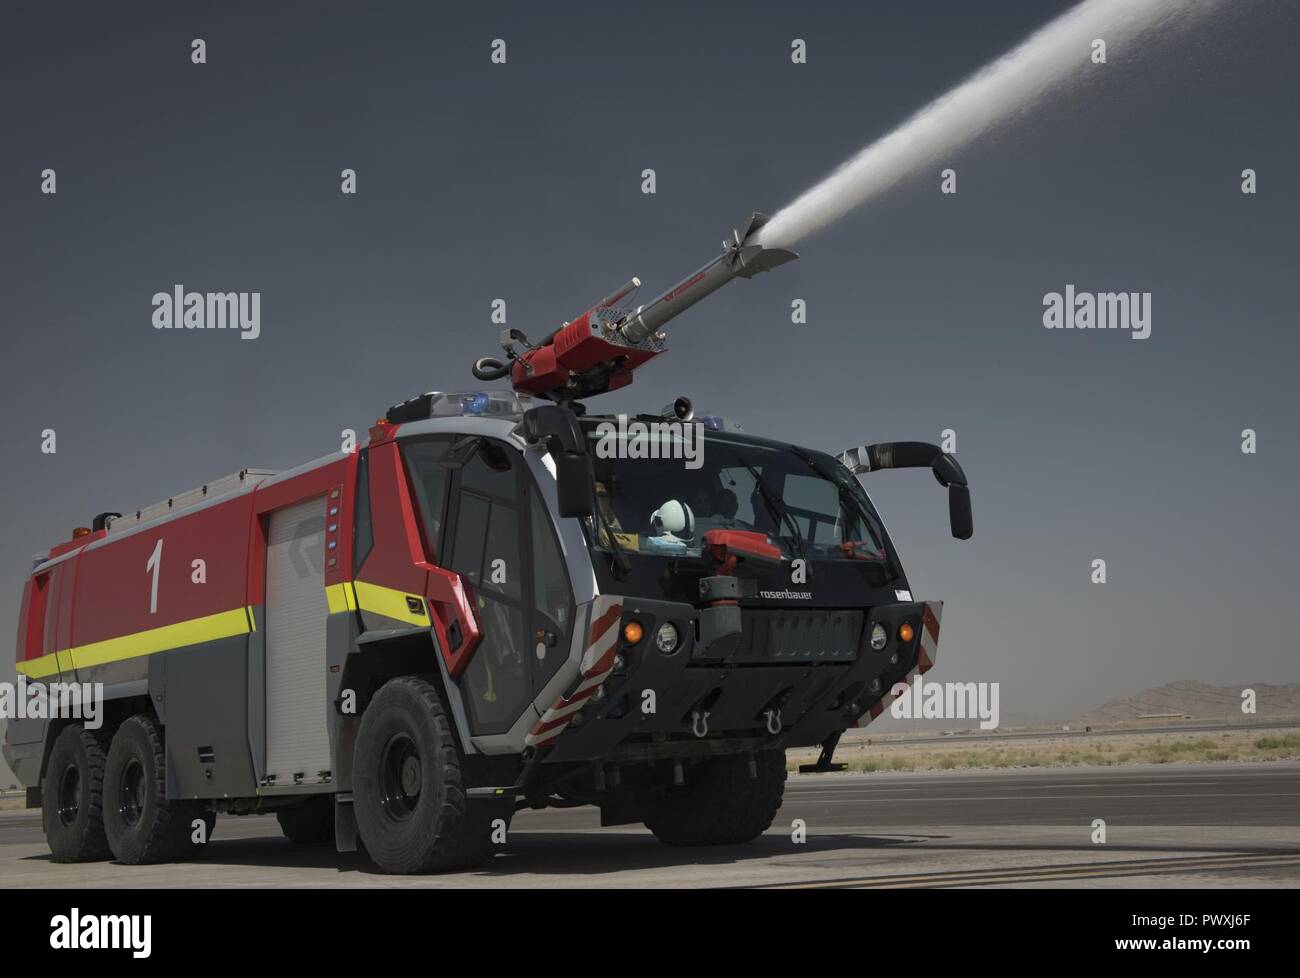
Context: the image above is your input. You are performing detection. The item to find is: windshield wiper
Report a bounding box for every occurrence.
[739,458,807,565]
[790,446,900,581]
[591,498,631,580]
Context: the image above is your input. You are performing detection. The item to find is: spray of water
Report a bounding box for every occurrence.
[756,0,1225,249]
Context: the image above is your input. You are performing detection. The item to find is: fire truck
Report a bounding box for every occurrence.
[5,214,972,873]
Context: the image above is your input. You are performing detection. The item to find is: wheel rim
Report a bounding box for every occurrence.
[56,764,81,827]
[119,757,145,827]
[379,733,422,822]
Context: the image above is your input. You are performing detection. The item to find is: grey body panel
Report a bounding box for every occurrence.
[324,608,361,787]
[247,605,266,784]
[152,634,258,800]
[75,658,149,688]
[2,714,48,786]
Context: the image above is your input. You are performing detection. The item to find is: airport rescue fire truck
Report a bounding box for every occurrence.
[5,214,972,873]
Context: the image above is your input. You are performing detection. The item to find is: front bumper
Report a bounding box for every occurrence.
[534,596,943,763]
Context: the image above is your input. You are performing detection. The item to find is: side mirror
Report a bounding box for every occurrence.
[948,483,973,540]
[524,405,595,519]
[522,405,584,454]
[553,451,594,519]
[838,441,973,542]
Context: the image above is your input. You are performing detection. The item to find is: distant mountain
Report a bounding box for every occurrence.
[1073,680,1300,726]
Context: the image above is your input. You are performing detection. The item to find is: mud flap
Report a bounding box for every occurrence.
[334,793,358,853]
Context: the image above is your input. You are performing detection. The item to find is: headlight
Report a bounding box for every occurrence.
[655,621,680,653]
[870,623,888,651]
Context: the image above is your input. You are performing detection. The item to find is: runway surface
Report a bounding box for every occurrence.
[2,762,1297,888]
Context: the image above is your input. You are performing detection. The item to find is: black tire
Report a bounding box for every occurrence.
[352,676,494,873]
[643,750,787,846]
[277,795,335,845]
[103,715,212,864]
[41,724,112,863]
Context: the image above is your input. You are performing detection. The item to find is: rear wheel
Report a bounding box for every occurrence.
[643,750,787,846]
[352,676,494,873]
[277,795,335,845]
[42,725,111,863]
[103,715,212,864]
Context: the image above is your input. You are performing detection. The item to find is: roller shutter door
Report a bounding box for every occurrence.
[264,496,330,784]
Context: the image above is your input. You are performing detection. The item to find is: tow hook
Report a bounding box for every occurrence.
[764,708,782,735]
[691,709,710,738]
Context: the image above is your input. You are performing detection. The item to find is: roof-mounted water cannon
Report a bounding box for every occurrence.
[471,212,797,404]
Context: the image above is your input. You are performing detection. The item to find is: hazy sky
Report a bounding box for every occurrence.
[3,0,1298,783]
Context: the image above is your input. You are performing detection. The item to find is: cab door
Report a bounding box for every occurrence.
[445,439,531,736]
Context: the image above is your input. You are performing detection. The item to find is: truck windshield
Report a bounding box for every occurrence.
[584,425,889,562]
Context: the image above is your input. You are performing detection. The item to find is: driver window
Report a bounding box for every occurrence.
[448,444,528,736]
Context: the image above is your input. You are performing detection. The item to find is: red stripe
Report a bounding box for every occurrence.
[530,602,624,746]
[557,683,602,712]
[587,603,623,647]
[530,714,573,737]
[584,642,618,679]
[530,711,569,736]
[923,604,940,643]
[532,686,601,734]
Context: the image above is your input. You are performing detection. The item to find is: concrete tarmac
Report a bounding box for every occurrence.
[2,762,1296,888]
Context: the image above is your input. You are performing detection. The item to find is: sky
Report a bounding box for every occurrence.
[2,0,1298,784]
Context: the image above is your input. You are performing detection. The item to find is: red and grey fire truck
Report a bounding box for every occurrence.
[5,214,971,873]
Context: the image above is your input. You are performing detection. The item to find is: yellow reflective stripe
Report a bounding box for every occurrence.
[325,582,358,614]
[16,654,60,679]
[15,607,255,678]
[71,608,254,670]
[352,581,430,626]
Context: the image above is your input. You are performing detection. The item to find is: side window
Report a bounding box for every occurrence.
[402,439,452,557]
[352,449,374,575]
[482,499,521,601]
[448,441,529,736]
[530,489,570,629]
[449,494,490,585]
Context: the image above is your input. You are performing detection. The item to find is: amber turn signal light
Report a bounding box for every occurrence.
[898,622,915,643]
[623,621,644,645]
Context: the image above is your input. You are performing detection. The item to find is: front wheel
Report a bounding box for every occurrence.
[643,750,787,846]
[352,676,495,874]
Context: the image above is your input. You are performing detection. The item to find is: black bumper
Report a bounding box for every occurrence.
[544,598,927,763]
